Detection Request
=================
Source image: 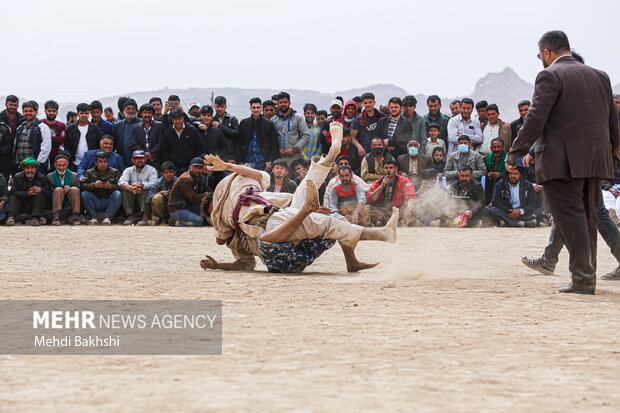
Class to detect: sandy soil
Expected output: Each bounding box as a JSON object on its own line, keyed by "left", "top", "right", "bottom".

{"left": 1, "top": 225, "right": 619, "bottom": 412}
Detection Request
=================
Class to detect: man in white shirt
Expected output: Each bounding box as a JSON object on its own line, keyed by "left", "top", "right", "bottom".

{"left": 479, "top": 104, "right": 512, "bottom": 155}
{"left": 119, "top": 150, "right": 158, "bottom": 225}
{"left": 447, "top": 98, "right": 482, "bottom": 154}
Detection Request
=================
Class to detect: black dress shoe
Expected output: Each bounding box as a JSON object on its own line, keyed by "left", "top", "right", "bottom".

{"left": 558, "top": 284, "right": 595, "bottom": 295}
{"left": 601, "top": 265, "right": 620, "bottom": 280}
{"left": 521, "top": 256, "right": 555, "bottom": 276}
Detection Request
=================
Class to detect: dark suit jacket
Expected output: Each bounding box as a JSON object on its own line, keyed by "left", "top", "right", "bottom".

{"left": 159, "top": 123, "right": 202, "bottom": 169}
{"left": 396, "top": 153, "right": 431, "bottom": 186}
{"left": 237, "top": 116, "right": 279, "bottom": 163}
{"left": 130, "top": 120, "right": 163, "bottom": 158}
{"left": 508, "top": 55, "right": 620, "bottom": 183}
{"left": 64, "top": 122, "right": 102, "bottom": 163}
{"left": 376, "top": 116, "right": 413, "bottom": 157}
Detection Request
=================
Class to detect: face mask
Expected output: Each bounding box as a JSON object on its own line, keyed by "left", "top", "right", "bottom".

{"left": 371, "top": 147, "right": 383, "bottom": 155}
{"left": 458, "top": 144, "right": 469, "bottom": 153}
{"left": 408, "top": 147, "right": 419, "bottom": 157}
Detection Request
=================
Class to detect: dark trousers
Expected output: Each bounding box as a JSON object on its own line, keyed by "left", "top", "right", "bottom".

{"left": 488, "top": 206, "right": 542, "bottom": 227}
{"left": 543, "top": 178, "right": 600, "bottom": 288}
{"left": 543, "top": 198, "right": 620, "bottom": 268}
{"left": 7, "top": 194, "right": 48, "bottom": 218}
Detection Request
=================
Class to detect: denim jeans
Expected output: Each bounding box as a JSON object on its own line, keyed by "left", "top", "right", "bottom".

{"left": 542, "top": 198, "right": 620, "bottom": 269}
{"left": 170, "top": 203, "right": 203, "bottom": 226}
{"left": 0, "top": 203, "right": 7, "bottom": 221}
{"left": 81, "top": 190, "right": 122, "bottom": 220}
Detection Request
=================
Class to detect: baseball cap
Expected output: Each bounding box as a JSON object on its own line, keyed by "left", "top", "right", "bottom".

{"left": 330, "top": 99, "right": 343, "bottom": 108}
{"left": 132, "top": 150, "right": 146, "bottom": 158}
{"left": 190, "top": 157, "right": 204, "bottom": 166}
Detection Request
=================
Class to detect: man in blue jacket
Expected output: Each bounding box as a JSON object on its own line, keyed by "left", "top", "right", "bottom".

{"left": 489, "top": 166, "right": 542, "bottom": 227}
{"left": 78, "top": 135, "right": 125, "bottom": 179}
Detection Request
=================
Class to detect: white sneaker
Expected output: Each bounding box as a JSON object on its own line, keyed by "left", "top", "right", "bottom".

{"left": 102, "top": 217, "right": 111, "bottom": 225}
{"left": 87, "top": 218, "right": 98, "bottom": 225}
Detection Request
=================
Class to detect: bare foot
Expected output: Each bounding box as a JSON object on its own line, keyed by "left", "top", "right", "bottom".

{"left": 302, "top": 180, "right": 320, "bottom": 213}
{"left": 384, "top": 207, "right": 399, "bottom": 243}
{"left": 318, "top": 122, "right": 343, "bottom": 166}
{"left": 200, "top": 255, "right": 217, "bottom": 270}
{"left": 347, "top": 260, "right": 380, "bottom": 273}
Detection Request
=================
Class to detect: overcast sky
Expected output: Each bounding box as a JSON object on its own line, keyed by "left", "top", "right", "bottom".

{"left": 2, "top": 0, "right": 618, "bottom": 104}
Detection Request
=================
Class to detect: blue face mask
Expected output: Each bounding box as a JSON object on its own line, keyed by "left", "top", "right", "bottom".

{"left": 458, "top": 144, "right": 469, "bottom": 153}
{"left": 408, "top": 147, "right": 419, "bottom": 157}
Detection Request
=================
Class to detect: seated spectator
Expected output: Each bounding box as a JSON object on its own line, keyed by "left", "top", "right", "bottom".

{"left": 337, "top": 127, "right": 361, "bottom": 174}
{"left": 323, "top": 156, "right": 369, "bottom": 208}
{"left": 159, "top": 109, "right": 202, "bottom": 176}
{"left": 80, "top": 151, "right": 122, "bottom": 225}
{"left": 446, "top": 167, "right": 488, "bottom": 227}
{"left": 291, "top": 158, "right": 309, "bottom": 185}
{"left": 366, "top": 158, "right": 416, "bottom": 226}
{"left": 46, "top": 154, "right": 80, "bottom": 225}
{"left": 396, "top": 140, "right": 431, "bottom": 188}
{"left": 360, "top": 137, "right": 394, "bottom": 183}
{"left": 266, "top": 159, "right": 297, "bottom": 194}
{"left": 6, "top": 158, "right": 51, "bottom": 226}
{"left": 119, "top": 150, "right": 158, "bottom": 226}
{"left": 489, "top": 166, "right": 542, "bottom": 227}
{"left": 168, "top": 157, "right": 210, "bottom": 227}
{"left": 195, "top": 105, "right": 232, "bottom": 160}
{"left": 0, "top": 173, "right": 7, "bottom": 222}
{"left": 147, "top": 161, "right": 178, "bottom": 226}
{"left": 78, "top": 135, "right": 126, "bottom": 179}
{"left": 483, "top": 138, "right": 507, "bottom": 204}
{"left": 443, "top": 135, "right": 486, "bottom": 181}
{"left": 424, "top": 124, "right": 446, "bottom": 156}
{"left": 375, "top": 97, "right": 413, "bottom": 157}
{"left": 423, "top": 147, "right": 447, "bottom": 180}
{"left": 328, "top": 166, "right": 369, "bottom": 226}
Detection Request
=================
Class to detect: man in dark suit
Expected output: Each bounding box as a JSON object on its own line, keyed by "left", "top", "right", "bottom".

{"left": 130, "top": 103, "right": 163, "bottom": 171}
{"left": 236, "top": 97, "right": 279, "bottom": 171}
{"left": 396, "top": 140, "right": 431, "bottom": 188}
{"left": 507, "top": 30, "right": 620, "bottom": 294}
{"left": 375, "top": 97, "right": 413, "bottom": 158}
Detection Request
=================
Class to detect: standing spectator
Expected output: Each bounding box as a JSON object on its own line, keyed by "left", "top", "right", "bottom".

{"left": 119, "top": 150, "right": 158, "bottom": 225}
{"left": 396, "top": 140, "right": 431, "bottom": 188}
{"left": 446, "top": 167, "right": 488, "bottom": 227}
{"left": 6, "top": 158, "right": 51, "bottom": 226}
{"left": 489, "top": 167, "right": 542, "bottom": 227}
{"left": 337, "top": 128, "right": 361, "bottom": 174}
{"left": 149, "top": 97, "right": 164, "bottom": 121}
{"left": 510, "top": 100, "right": 530, "bottom": 142}
{"left": 112, "top": 98, "right": 140, "bottom": 167}
{"left": 273, "top": 91, "right": 309, "bottom": 165}
{"left": 328, "top": 166, "right": 370, "bottom": 226}
{"left": 449, "top": 100, "right": 461, "bottom": 117}
{"left": 266, "top": 159, "right": 297, "bottom": 193}
{"left": 483, "top": 138, "right": 507, "bottom": 204}
{"left": 447, "top": 98, "right": 483, "bottom": 154}
{"left": 116, "top": 97, "right": 129, "bottom": 120}
{"left": 318, "top": 99, "right": 347, "bottom": 153}
{"left": 302, "top": 103, "right": 322, "bottom": 160}
{"left": 80, "top": 151, "right": 122, "bottom": 225}
{"left": 237, "top": 97, "right": 279, "bottom": 171}
{"left": 187, "top": 102, "right": 201, "bottom": 122}
{"left": 40, "top": 100, "right": 66, "bottom": 162}
{"left": 0, "top": 172, "right": 7, "bottom": 222}
{"left": 89, "top": 100, "right": 113, "bottom": 136}
{"left": 316, "top": 110, "right": 327, "bottom": 125}
{"left": 130, "top": 103, "right": 163, "bottom": 170}
{"left": 360, "top": 137, "right": 394, "bottom": 183}
{"left": 424, "top": 124, "right": 446, "bottom": 156}
{"left": 376, "top": 97, "right": 413, "bottom": 157}
{"left": 423, "top": 95, "right": 451, "bottom": 146}
{"left": 46, "top": 154, "right": 80, "bottom": 225}
{"left": 78, "top": 135, "right": 125, "bottom": 179}
{"left": 401, "top": 95, "right": 427, "bottom": 153}
{"left": 366, "top": 158, "right": 416, "bottom": 226}
{"left": 443, "top": 135, "right": 487, "bottom": 181}
{"left": 0, "top": 114, "right": 12, "bottom": 180}
{"left": 146, "top": 161, "right": 177, "bottom": 226}
{"left": 351, "top": 92, "right": 384, "bottom": 156}
{"left": 159, "top": 109, "right": 202, "bottom": 176}
{"left": 66, "top": 111, "right": 78, "bottom": 126}
{"left": 475, "top": 100, "right": 488, "bottom": 129}
{"left": 212, "top": 96, "right": 240, "bottom": 143}
{"left": 12, "top": 101, "right": 51, "bottom": 174}
{"left": 103, "top": 107, "right": 116, "bottom": 124}
{"left": 195, "top": 105, "right": 231, "bottom": 160}
{"left": 271, "top": 94, "right": 280, "bottom": 112}
{"left": 65, "top": 103, "right": 101, "bottom": 170}
{"left": 262, "top": 100, "right": 276, "bottom": 121}
{"left": 0, "top": 95, "right": 23, "bottom": 142}
{"left": 479, "top": 104, "right": 511, "bottom": 155}
{"left": 168, "top": 157, "right": 210, "bottom": 227}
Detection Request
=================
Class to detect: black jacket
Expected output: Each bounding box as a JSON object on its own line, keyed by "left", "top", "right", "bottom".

{"left": 130, "top": 120, "right": 163, "bottom": 158}
{"left": 376, "top": 116, "right": 413, "bottom": 157}
{"left": 0, "top": 110, "right": 23, "bottom": 138}
{"left": 64, "top": 122, "right": 102, "bottom": 163}
{"left": 159, "top": 123, "right": 202, "bottom": 170}
{"left": 449, "top": 179, "right": 486, "bottom": 216}
{"left": 10, "top": 171, "right": 52, "bottom": 199}
{"left": 197, "top": 125, "right": 233, "bottom": 160}
{"left": 491, "top": 178, "right": 539, "bottom": 215}
{"left": 237, "top": 116, "right": 279, "bottom": 163}
{"left": 0, "top": 122, "right": 11, "bottom": 170}
{"left": 215, "top": 112, "right": 239, "bottom": 141}
{"left": 112, "top": 117, "right": 141, "bottom": 165}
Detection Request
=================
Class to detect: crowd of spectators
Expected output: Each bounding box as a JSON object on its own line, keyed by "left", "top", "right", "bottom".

{"left": 1, "top": 92, "right": 618, "bottom": 228}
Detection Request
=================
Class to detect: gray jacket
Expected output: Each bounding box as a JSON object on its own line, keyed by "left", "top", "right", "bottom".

{"left": 402, "top": 111, "right": 428, "bottom": 154}
{"left": 46, "top": 171, "right": 80, "bottom": 188}
{"left": 443, "top": 149, "right": 487, "bottom": 180}
{"left": 272, "top": 109, "right": 310, "bottom": 153}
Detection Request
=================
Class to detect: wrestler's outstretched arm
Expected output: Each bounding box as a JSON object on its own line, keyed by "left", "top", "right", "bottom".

{"left": 204, "top": 154, "right": 264, "bottom": 182}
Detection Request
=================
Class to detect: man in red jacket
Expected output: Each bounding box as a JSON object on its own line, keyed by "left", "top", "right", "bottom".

{"left": 366, "top": 158, "right": 416, "bottom": 225}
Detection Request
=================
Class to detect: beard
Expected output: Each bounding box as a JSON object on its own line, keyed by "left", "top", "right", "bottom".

{"left": 46, "top": 114, "right": 56, "bottom": 121}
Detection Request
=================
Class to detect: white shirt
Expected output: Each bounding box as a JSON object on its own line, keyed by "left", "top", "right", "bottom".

{"left": 75, "top": 124, "right": 89, "bottom": 166}
{"left": 118, "top": 164, "right": 159, "bottom": 189}
{"left": 447, "top": 115, "right": 483, "bottom": 155}
{"left": 480, "top": 123, "right": 500, "bottom": 154}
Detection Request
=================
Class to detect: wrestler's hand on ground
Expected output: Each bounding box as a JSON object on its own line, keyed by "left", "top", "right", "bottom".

{"left": 204, "top": 155, "right": 227, "bottom": 171}
{"left": 200, "top": 255, "right": 218, "bottom": 270}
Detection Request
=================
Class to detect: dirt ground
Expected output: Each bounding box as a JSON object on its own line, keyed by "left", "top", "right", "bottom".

{"left": 1, "top": 225, "right": 619, "bottom": 412}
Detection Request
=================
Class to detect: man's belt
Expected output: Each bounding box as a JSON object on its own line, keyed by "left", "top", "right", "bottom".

{"left": 232, "top": 186, "right": 274, "bottom": 232}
